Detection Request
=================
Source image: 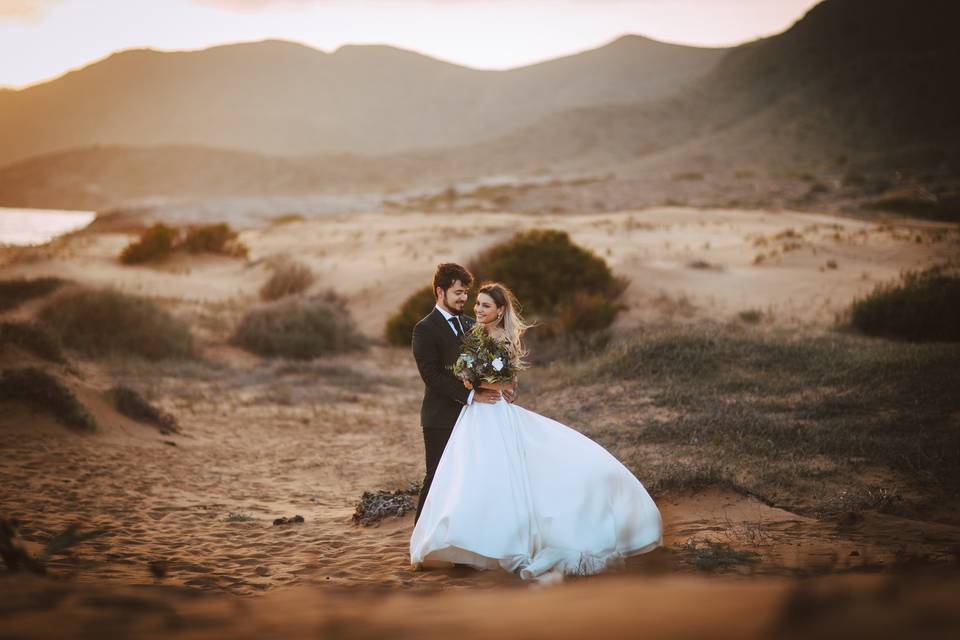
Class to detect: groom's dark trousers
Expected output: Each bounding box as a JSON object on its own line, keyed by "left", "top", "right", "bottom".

{"left": 412, "top": 308, "right": 475, "bottom": 524}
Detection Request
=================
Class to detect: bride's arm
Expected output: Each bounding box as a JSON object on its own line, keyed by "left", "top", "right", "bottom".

{"left": 477, "top": 380, "right": 513, "bottom": 391}
{"left": 479, "top": 378, "right": 518, "bottom": 401}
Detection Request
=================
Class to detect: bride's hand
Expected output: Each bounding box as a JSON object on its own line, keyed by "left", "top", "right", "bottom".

{"left": 502, "top": 381, "right": 517, "bottom": 404}
{"left": 474, "top": 388, "right": 502, "bottom": 404}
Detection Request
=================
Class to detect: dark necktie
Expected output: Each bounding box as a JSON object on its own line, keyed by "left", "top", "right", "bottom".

{"left": 449, "top": 316, "right": 463, "bottom": 337}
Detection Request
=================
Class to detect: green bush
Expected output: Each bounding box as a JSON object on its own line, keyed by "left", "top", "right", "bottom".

{"left": 260, "top": 259, "right": 315, "bottom": 302}
{"left": 231, "top": 291, "right": 366, "bottom": 359}
{"left": 554, "top": 291, "right": 626, "bottom": 336}
{"left": 0, "top": 277, "right": 66, "bottom": 312}
{"left": 38, "top": 288, "right": 195, "bottom": 360}
{"left": 0, "top": 321, "right": 67, "bottom": 364}
{"left": 849, "top": 264, "right": 960, "bottom": 342}
{"left": 119, "top": 223, "right": 178, "bottom": 264}
{"left": 384, "top": 285, "right": 436, "bottom": 347}
{"left": 0, "top": 367, "right": 95, "bottom": 431}
{"left": 469, "top": 229, "right": 628, "bottom": 336}
{"left": 182, "top": 223, "right": 248, "bottom": 257}
{"left": 385, "top": 230, "right": 628, "bottom": 347}
{"left": 384, "top": 285, "right": 480, "bottom": 347}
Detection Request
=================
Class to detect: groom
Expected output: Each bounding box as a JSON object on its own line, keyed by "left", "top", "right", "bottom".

{"left": 412, "top": 263, "right": 513, "bottom": 524}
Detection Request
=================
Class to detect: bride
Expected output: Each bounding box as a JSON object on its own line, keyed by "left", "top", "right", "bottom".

{"left": 409, "top": 282, "right": 663, "bottom": 581}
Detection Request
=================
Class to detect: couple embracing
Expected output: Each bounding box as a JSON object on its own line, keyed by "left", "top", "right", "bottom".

{"left": 409, "top": 263, "right": 662, "bottom": 582}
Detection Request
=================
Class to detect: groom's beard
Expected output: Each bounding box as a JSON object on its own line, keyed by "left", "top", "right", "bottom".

{"left": 443, "top": 293, "right": 464, "bottom": 315}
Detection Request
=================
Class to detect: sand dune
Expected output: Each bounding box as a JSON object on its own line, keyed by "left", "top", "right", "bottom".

{"left": 3, "top": 207, "right": 956, "bottom": 335}
{"left": 3, "top": 569, "right": 959, "bottom": 639}
{"left": 2, "top": 204, "right": 959, "bottom": 636}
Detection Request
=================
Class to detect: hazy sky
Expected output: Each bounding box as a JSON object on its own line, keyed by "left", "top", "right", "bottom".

{"left": 0, "top": 0, "right": 822, "bottom": 89}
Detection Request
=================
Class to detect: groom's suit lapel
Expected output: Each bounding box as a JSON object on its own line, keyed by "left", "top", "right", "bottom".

{"left": 428, "top": 309, "right": 455, "bottom": 351}
{"left": 430, "top": 308, "right": 472, "bottom": 363}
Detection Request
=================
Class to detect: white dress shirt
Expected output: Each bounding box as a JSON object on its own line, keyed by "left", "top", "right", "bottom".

{"left": 435, "top": 304, "right": 474, "bottom": 405}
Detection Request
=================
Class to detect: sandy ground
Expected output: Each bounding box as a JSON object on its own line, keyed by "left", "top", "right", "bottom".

{"left": 2, "top": 206, "right": 959, "bottom": 637}
{"left": 3, "top": 207, "right": 958, "bottom": 337}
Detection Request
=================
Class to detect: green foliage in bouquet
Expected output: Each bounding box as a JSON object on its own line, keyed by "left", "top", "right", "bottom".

{"left": 451, "top": 323, "right": 522, "bottom": 388}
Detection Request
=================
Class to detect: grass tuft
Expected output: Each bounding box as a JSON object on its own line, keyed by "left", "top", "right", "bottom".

{"left": 0, "top": 321, "right": 68, "bottom": 364}
{"left": 224, "top": 512, "right": 256, "bottom": 523}
{"left": 0, "top": 277, "right": 66, "bottom": 312}
{"left": 111, "top": 385, "right": 178, "bottom": 433}
{"left": 526, "top": 322, "right": 960, "bottom": 516}
{"left": 678, "top": 538, "right": 760, "bottom": 572}
{"left": 848, "top": 263, "right": 960, "bottom": 342}
{"left": 39, "top": 288, "right": 195, "bottom": 360}
{"left": 231, "top": 291, "right": 366, "bottom": 359}
{"left": 0, "top": 367, "right": 96, "bottom": 431}
{"left": 259, "top": 258, "right": 315, "bottom": 302}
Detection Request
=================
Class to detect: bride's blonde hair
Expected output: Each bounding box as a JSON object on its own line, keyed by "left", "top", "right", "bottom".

{"left": 477, "top": 282, "right": 533, "bottom": 367}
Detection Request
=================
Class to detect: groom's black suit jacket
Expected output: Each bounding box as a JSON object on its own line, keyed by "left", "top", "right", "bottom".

{"left": 412, "top": 308, "right": 475, "bottom": 431}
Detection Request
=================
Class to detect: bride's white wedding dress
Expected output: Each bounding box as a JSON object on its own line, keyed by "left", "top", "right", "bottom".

{"left": 410, "top": 395, "right": 663, "bottom": 581}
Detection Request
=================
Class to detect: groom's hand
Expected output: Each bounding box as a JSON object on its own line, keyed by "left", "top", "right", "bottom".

{"left": 474, "top": 388, "right": 501, "bottom": 404}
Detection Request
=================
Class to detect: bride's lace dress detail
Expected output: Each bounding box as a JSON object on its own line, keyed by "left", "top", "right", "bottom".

{"left": 409, "top": 352, "right": 663, "bottom": 581}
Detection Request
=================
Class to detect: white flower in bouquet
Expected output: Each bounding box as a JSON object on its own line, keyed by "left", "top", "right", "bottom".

{"left": 492, "top": 357, "right": 503, "bottom": 372}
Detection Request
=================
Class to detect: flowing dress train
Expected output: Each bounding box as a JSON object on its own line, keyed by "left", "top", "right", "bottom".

{"left": 410, "top": 397, "right": 663, "bottom": 580}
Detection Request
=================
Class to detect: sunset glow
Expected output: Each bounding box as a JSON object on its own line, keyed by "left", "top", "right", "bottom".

{"left": 1, "top": 0, "right": 821, "bottom": 88}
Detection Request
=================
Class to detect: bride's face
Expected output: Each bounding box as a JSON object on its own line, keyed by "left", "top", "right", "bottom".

{"left": 474, "top": 292, "right": 502, "bottom": 325}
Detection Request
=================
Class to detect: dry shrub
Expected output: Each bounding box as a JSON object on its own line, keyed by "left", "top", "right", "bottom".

{"left": 0, "top": 277, "right": 66, "bottom": 312}
{"left": 119, "top": 222, "right": 247, "bottom": 264}
{"left": 182, "top": 223, "right": 248, "bottom": 257}
{"left": 120, "top": 223, "right": 177, "bottom": 264}
{"left": 260, "top": 258, "right": 315, "bottom": 302}
{"left": 269, "top": 213, "right": 306, "bottom": 225}
{"left": 231, "top": 291, "right": 366, "bottom": 359}
{"left": 862, "top": 196, "right": 959, "bottom": 222}
{"left": 0, "top": 367, "right": 95, "bottom": 431}
{"left": 111, "top": 385, "right": 178, "bottom": 434}
{"left": 352, "top": 482, "right": 421, "bottom": 526}
{"left": 849, "top": 264, "right": 960, "bottom": 342}
{"left": 0, "top": 321, "right": 67, "bottom": 364}
{"left": 39, "top": 288, "right": 195, "bottom": 360}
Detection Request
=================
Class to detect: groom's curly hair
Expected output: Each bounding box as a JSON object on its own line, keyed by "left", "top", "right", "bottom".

{"left": 433, "top": 263, "right": 473, "bottom": 292}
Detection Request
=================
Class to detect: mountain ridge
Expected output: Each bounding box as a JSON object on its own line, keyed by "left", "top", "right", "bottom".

{"left": 0, "top": 34, "right": 726, "bottom": 166}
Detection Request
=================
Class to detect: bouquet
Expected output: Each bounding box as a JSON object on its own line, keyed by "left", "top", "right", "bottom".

{"left": 450, "top": 323, "right": 519, "bottom": 390}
